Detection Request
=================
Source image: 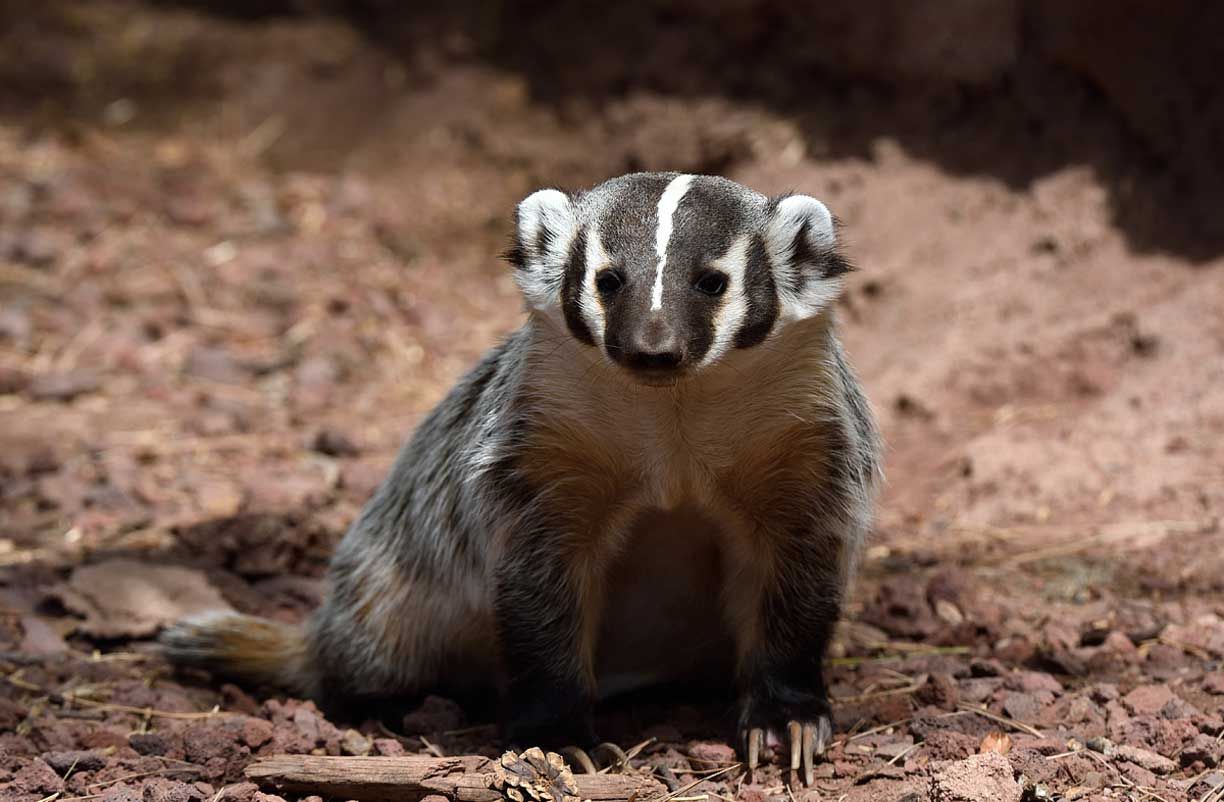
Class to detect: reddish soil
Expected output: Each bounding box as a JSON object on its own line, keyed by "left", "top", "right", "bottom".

{"left": 1, "top": 4, "right": 1222, "bottom": 802}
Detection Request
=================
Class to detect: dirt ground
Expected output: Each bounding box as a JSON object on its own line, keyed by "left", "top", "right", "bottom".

{"left": 2, "top": 4, "right": 1223, "bottom": 802}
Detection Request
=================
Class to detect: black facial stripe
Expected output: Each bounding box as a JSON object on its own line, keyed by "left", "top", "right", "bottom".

{"left": 683, "top": 293, "right": 717, "bottom": 364}
{"left": 600, "top": 270, "right": 642, "bottom": 359}
{"left": 560, "top": 229, "right": 595, "bottom": 346}
{"left": 735, "top": 235, "right": 779, "bottom": 349}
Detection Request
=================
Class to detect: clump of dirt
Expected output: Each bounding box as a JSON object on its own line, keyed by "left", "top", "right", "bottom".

{"left": 2, "top": 3, "right": 1223, "bottom": 801}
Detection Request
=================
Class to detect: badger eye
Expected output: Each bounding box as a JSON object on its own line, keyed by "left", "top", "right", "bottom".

{"left": 595, "top": 269, "right": 624, "bottom": 295}
{"left": 693, "top": 271, "right": 728, "bottom": 296}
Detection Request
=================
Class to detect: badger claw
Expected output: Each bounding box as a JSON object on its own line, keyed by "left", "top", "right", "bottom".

{"left": 592, "top": 742, "right": 629, "bottom": 772}
{"left": 739, "top": 713, "right": 831, "bottom": 786}
{"left": 788, "top": 720, "right": 802, "bottom": 773}
{"left": 746, "top": 727, "right": 764, "bottom": 771}
{"left": 560, "top": 746, "right": 598, "bottom": 774}
{"left": 797, "top": 718, "right": 831, "bottom": 786}
{"left": 561, "top": 742, "right": 633, "bottom": 774}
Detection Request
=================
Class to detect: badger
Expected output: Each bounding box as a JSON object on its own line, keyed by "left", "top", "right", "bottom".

{"left": 162, "top": 172, "right": 882, "bottom": 784}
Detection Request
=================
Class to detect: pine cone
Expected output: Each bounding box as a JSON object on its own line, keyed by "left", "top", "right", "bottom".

{"left": 492, "top": 748, "right": 582, "bottom": 802}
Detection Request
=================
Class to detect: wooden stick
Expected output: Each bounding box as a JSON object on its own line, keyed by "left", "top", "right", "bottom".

{"left": 244, "top": 754, "right": 667, "bottom": 802}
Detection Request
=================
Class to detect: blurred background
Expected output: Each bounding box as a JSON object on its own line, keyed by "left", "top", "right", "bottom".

{"left": 1, "top": 3, "right": 1222, "bottom": 801}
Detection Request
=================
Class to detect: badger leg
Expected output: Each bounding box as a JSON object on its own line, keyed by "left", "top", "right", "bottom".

{"left": 727, "top": 530, "right": 848, "bottom": 786}
{"left": 494, "top": 528, "right": 607, "bottom": 749}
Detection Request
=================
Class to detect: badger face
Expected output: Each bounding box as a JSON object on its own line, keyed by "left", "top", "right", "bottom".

{"left": 509, "top": 172, "right": 850, "bottom": 385}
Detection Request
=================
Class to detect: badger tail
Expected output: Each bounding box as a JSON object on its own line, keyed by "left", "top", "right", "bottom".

{"left": 159, "top": 612, "right": 315, "bottom": 697}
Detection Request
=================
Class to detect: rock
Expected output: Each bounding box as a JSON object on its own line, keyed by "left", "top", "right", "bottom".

{"left": 1086, "top": 631, "right": 1139, "bottom": 670}
{"left": 959, "top": 678, "right": 1003, "bottom": 704}
{"left": 1088, "top": 684, "right": 1120, "bottom": 703}
{"left": 875, "top": 737, "right": 916, "bottom": 760}
{"left": 183, "top": 722, "right": 243, "bottom": 766}
{"left": 211, "top": 782, "right": 259, "bottom": 802}
{"left": 19, "top": 614, "right": 67, "bottom": 655}
{"left": 1112, "top": 744, "right": 1177, "bottom": 774}
{"left": 930, "top": 752, "right": 1022, "bottom": 802}
{"left": 27, "top": 370, "right": 100, "bottom": 402}
{"left": 221, "top": 684, "right": 261, "bottom": 716}
{"left": 198, "top": 479, "right": 245, "bottom": 519}
{"left": 1181, "top": 733, "right": 1222, "bottom": 767}
{"left": 917, "top": 673, "right": 960, "bottom": 710}
{"left": 1162, "top": 617, "right": 1224, "bottom": 660}
{"left": 1116, "top": 761, "right": 1157, "bottom": 789}
{"left": 101, "top": 786, "right": 144, "bottom": 802}
{"left": 969, "top": 659, "right": 1004, "bottom": 678}
{"left": 129, "top": 732, "right": 170, "bottom": 756}
{"left": 1000, "top": 691, "right": 1045, "bottom": 722}
{"left": 1196, "top": 773, "right": 1224, "bottom": 799}
{"left": 43, "top": 749, "right": 107, "bottom": 773}
{"left": 143, "top": 777, "right": 212, "bottom": 802}
{"left": 9, "top": 758, "right": 65, "bottom": 796}
{"left": 291, "top": 704, "right": 342, "bottom": 753}
{"left": 186, "top": 347, "right": 247, "bottom": 384}
{"left": 240, "top": 717, "right": 274, "bottom": 749}
{"left": 311, "top": 428, "right": 359, "bottom": 457}
{"left": 340, "top": 729, "right": 372, "bottom": 756}
{"left": 923, "top": 730, "right": 982, "bottom": 761}
{"left": 12, "top": 227, "right": 67, "bottom": 266}
{"left": 1005, "top": 671, "right": 1063, "bottom": 695}
{"left": 164, "top": 195, "right": 218, "bottom": 227}
{"left": 1122, "top": 684, "right": 1176, "bottom": 716}
{"left": 688, "top": 741, "right": 737, "bottom": 765}
{"left": 0, "top": 365, "right": 28, "bottom": 394}
{"left": 1115, "top": 716, "right": 1199, "bottom": 757}
{"left": 372, "top": 738, "right": 405, "bottom": 756}
{"left": 1205, "top": 673, "right": 1224, "bottom": 695}
{"left": 0, "top": 305, "right": 31, "bottom": 342}
{"left": 1005, "top": 747, "right": 1072, "bottom": 787}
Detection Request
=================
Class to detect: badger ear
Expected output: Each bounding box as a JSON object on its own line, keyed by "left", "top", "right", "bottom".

{"left": 505, "top": 188, "right": 577, "bottom": 311}
{"left": 764, "top": 195, "right": 852, "bottom": 320}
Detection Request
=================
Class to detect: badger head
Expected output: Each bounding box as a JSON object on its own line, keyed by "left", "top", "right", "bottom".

{"left": 506, "top": 172, "right": 851, "bottom": 385}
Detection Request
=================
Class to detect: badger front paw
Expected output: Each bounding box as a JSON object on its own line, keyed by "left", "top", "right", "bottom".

{"left": 737, "top": 691, "right": 833, "bottom": 786}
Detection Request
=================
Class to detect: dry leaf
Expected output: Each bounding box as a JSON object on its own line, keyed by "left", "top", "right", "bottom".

{"left": 53, "top": 559, "right": 234, "bottom": 638}
{"left": 979, "top": 730, "right": 1012, "bottom": 755}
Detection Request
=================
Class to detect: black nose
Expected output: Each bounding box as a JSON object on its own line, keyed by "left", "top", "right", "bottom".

{"left": 626, "top": 319, "right": 684, "bottom": 372}
{"left": 628, "top": 349, "right": 684, "bottom": 371}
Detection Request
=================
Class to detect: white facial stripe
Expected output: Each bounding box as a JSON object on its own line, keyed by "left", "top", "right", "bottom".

{"left": 651, "top": 174, "right": 695, "bottom": 311}
{"left": 700, "top": 235, "right": 751, "bottom": 367}
{"left": 582, "top": 226, "right": 609, "bottom": 348}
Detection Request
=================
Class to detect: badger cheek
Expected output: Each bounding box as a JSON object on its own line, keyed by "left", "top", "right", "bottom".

{"left": 677, "top": 296, "right": 719, "bottom": 369}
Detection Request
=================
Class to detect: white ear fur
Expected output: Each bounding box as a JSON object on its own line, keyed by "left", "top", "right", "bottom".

{"left": 764, "top": 195, "right": 845, "bottom": 320}
{"left": 512, "top": 189, "right": 577, "bottom": 311}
